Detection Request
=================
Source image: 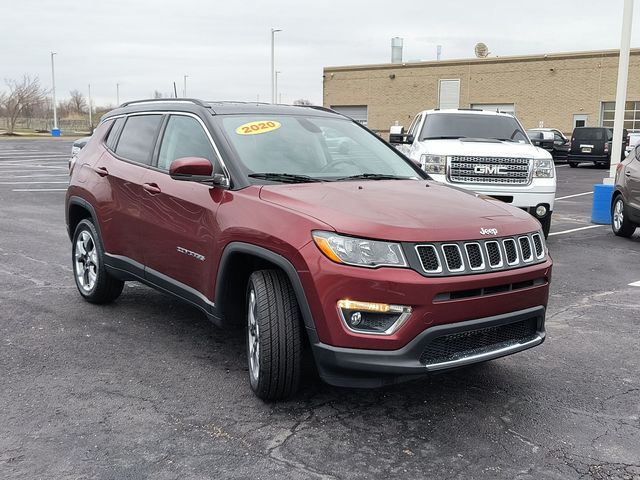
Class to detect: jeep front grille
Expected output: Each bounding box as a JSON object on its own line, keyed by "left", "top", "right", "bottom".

{"left": 448, "top": 156, "right": 532, "bottom": 185}
{"left": 414, "top": 232, "right": 546, "bottom": 276}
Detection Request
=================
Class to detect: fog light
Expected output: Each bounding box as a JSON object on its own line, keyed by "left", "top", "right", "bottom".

{"left": 535, "top": 205, "right": 548, "bottom": 217}
{"left": 337, "top": 299, "right": 412, "bottom": 335}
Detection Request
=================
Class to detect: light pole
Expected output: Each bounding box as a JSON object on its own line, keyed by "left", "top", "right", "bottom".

{"left": 275, "top": 70, "right": 281, "bottom": 104}
{"left": 88, "top": 83, "right": 93, "bottom": 132}
{"left": 608, "top": 0, "right": 634, "bottom": 180}
{"left": 183, "top": 74, "right": 189, "bottom": 97}
{"left": 270, "top": 28, "right": 282, "bottom": 104}
{"left": 116, "top": 83, "right": 120, "bottom": 105}
{"left": 50, "top": 52, "right": 58, "bottom": 136}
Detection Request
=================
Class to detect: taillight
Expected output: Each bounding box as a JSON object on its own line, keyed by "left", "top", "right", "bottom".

{"left": 604, "top": 143, "right": 609, "bottom": 152}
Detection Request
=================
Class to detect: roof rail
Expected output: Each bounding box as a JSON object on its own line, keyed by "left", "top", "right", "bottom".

{"left": 119, "top": 98, "right": 210, "bottom": 108}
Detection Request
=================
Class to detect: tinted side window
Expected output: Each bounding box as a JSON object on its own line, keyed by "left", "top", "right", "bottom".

{"left": 115, "top": 115, "right": 163, "bottom": 165}
{"left": 105, "top": 117, "right": 125, "bottom": 151}
{"left": 157, "top": 115, "right": 219, "bottom": 172}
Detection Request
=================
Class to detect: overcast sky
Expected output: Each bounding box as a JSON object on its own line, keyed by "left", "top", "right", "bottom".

{"left": 1, "top": 0, "right": 639, "bottom": 107}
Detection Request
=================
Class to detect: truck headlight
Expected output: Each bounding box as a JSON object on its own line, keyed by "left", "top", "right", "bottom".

{"left": 420, "top": 154, "right": 447, "bottom": 174}
{"left": 533, "top": 158, "right": 554, "bottom": 178}
{"left": 312, "top": 231, "right": 407, "bottom": 268}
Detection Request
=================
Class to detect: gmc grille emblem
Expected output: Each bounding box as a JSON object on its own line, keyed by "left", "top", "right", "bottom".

{"left": 474, "top": 165, "right": 508, "bottom": 175}
{"left": 480, "top": 228, "right": 498, "bottom": 236}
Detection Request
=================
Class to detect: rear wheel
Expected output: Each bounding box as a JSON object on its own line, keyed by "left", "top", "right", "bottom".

{"left": 246, "top": 270, "right": 303, "bottom": 400}
{"left": 569, "top": 162, "right": 578, "bottom": 168}
{"left": 72, "top": 219, "right": 124, "bottom": 303}
{"left": 611, "top": 195, "right": 637, "bottom": 237}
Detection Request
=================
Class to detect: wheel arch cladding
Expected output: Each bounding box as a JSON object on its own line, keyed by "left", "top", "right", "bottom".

{"left": 215, "top": 242, "right": 319, "bottom": 341}
{"left": 67, "top": 196, "right": 99, "bottom": 241}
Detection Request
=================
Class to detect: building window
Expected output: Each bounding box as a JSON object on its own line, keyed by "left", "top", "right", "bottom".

{"left": 601, "top": 101, "right": 640, "bottom": 130}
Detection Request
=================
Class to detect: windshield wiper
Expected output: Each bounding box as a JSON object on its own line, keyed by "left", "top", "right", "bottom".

{"left": 336, "top": 173, "right": 410, "bottom": 181}
{"left": 491, "top": 137, "right": 518, "bottom": 143}
{"left": 422, "top": 135, "right": 467, "bottom": 140}
{"left": 248, "top": 172, "right": 327, "bottom": 183}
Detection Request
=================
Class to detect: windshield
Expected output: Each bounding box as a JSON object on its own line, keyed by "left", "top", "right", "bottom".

{"left": 420, "top": 113, "right": 529, "bottom": 143}
{"left": 217, "top": 115, "right": 422, "bottom": 183}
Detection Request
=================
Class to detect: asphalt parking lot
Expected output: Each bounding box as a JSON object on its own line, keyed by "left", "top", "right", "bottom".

{"left": 1, "top": 139, "right": 639, "bottom": 480}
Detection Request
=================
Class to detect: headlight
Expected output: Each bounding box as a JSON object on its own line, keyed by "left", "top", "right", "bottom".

{"left": 420, "top": 154, "right": 447, "bottom": 174}
{"left": 312, "top": 231, "right": 407, "bottom": 268}
{"left": 533, "top": 158, "right": 554, "bottom": 178}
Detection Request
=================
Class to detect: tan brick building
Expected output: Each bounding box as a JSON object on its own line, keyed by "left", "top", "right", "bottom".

{"left": 323, "top": 48, "right": 640, "bottom": 137}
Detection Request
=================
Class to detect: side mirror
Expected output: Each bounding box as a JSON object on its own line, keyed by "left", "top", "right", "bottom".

{"left": 389, "top": 125, "right": 414, "bottom": 144}
{"left": 169, "top": 157, "right": 229, "bottom": 187}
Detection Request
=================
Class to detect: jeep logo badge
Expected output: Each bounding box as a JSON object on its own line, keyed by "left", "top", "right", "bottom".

{"left": 474, "top": 165, "right": 508, "bottom": 175}
{"left": 480, "top": 228, "right": 498, "bottom": 235}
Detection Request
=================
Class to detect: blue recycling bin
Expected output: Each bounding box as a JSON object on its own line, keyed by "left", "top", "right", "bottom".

{"left": 591, "top": 183, "right": 614, "bottom": 224}
{"left": 51, "top": 128, "right": 61, "bottom": 137}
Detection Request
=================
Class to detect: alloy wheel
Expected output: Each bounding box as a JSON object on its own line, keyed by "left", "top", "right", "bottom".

{"left": 74, "top": 230, "right": 98, "bottom": 292}
{"left": 613, "top": 198, "right": 624, "bottom": 232}
{"left": 247, "top": 288, "right": 260, "bottom": 383}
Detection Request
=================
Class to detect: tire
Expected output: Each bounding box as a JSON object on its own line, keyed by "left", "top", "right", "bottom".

{"left": 569, "top": 162, "right": 578, "bottom": 168}
{"left": 246, "top": 269, "right": 303, "bottom": 401}
{"left": 72, "top": 219, "right": 124, "bottom": 304}
{"left": 539, "top": 213, "right": 552, "bottom": 238}
{"left": 611, "top": 195, "right": 637, "bottom": 238}
{"left": 596, "top": 162, "right": 608, "bottom": 169}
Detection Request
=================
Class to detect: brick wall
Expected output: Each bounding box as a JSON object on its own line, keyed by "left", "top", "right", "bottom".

{"left": 323, "top": 49, "right": 640, "bottom": 136}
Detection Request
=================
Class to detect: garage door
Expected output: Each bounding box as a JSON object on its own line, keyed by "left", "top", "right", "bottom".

{"left": 471, "top": 103, "right": 515, "bottom": 114}
{"left": 330, "top": 105, "right": 368, "bottom": 126}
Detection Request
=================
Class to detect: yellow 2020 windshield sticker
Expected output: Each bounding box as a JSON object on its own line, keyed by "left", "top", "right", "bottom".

{"left": 235, "top": 121, "right": 281, "bottom": 135}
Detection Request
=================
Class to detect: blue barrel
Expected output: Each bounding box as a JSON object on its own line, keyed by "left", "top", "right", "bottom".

{"left": 51, "top": 128, "right": 61, "bottom": 137}
{"left": 591, "top": 183, "right": 614, "bottom": 224}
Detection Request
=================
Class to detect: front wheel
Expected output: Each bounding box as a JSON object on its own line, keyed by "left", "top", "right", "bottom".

{"left": 246, "top": 270, "right": 303, "bottom": 400}
{"left": 612, "top": 195, "right": 637, "bottom": 237}
{"left": 72, "top": 219, "right": 124, "bottom": 303}
{"left": 569, "top": 162, "right": 578, "bottom": 168}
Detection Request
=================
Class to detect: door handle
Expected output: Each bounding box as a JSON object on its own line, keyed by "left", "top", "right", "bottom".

{"left": 93, "top": 166, "right": 109, "bottom": 177}
{"left": 625, "top": 171, "right": 632, "bottom": 177}
{"left": 143, "top": 182, "right": 161, "bottom": 194}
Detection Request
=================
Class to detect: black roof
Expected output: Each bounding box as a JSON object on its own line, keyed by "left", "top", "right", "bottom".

{"left": 103, "top": 99, "right": 341, "bottom": 120}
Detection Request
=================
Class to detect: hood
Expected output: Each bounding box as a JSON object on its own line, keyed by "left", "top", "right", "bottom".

{"left": 259, "top": 180, "right": 539, "bottom": 242}
{"left": 416, "top": 138, "right": 550, "bottom": 158}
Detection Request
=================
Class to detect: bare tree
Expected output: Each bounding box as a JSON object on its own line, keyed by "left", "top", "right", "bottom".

{"left": 293, "top": 99, "right": 313, "bottom": 106}
{"left": 68, "top": 89, "right": 87, "bottom": 114}
{"left": 153, "top": 90, "right": 163, "bottom": 99}
{"left": 0, "top": 76, "right": 49, "bottom": 134}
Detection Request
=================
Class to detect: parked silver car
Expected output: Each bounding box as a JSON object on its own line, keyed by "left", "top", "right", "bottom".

{"left": 612, "top": 144, "right": 640, "bottom": 237}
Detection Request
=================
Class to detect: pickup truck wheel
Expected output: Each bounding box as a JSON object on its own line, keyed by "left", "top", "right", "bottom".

{"left": 569, "top": 162, "right": 578, "bottom": 168}
{"left": 612, "top": 195, "right": 637, "bottom": 237}
{"left": 246, "top": 270, "right": 303, "bottom": 400}
{"left": 72, "top": 219, "right": 124, "bottom": 304}
{"left": 540, "top": 214, "right": 552, "bottom": 238}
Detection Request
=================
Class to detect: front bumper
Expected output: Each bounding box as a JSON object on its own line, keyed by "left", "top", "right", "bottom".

{"left": 312, "top": 306, "right": 546, "bottom": 387}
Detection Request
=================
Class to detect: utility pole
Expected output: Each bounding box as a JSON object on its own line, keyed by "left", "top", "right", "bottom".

{"left": 88, "top": 83, "right": 93, "bottom": 132}
{"left": 270, "top": 28, "right": 282, "bottom": 104}
{"left": 50, "top": 52, "right": 58, "bottom": 136}
{"left": 183, "top": 74, "right": 188, "bottom": 97}
{"left": 608, "top": 0, "right": 634, "bottom": 181}
{"left": 275, "top": 70, "right": 281, "bottom": 104}
{"left": 116, "top": 83, "right": 120, "bottom": 105}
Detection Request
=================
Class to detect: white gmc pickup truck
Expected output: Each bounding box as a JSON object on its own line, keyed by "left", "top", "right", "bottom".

{"left": 390, "top": 109, "right": 556, "bottom": 237}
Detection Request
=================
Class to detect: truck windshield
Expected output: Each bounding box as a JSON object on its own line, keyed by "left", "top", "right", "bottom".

{"left": 420, "top": 113, "right": 529, "bottom": 143}
{"left": 217, "top": 115, "right": 423, "bottom": 183}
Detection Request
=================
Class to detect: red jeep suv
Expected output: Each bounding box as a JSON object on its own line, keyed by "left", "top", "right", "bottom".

{"left": 66, "top": 99, "right": 552, "bottom": 400}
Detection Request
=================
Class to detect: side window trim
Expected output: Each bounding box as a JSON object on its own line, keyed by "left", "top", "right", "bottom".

{"left": 151, "top": 115, "right": 170, "bottom": 169}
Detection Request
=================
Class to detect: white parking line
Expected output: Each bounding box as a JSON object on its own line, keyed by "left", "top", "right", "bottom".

{"left": 12, "top": 188, "right": 67, "bottom": 192}
{"left": 629, "top": 281, "right": 640, "bottom": 287}
{"left": 555, "top": 191, "right": 593, "bottom": 201}
{"left": 0, "top": 173, "right": 69, "bottom": 178}
{"left": 548, "top": 225, "right": 605, "bottom": 236}
{"left": 555, "top": 164, "right": 569, "bottom": 168}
